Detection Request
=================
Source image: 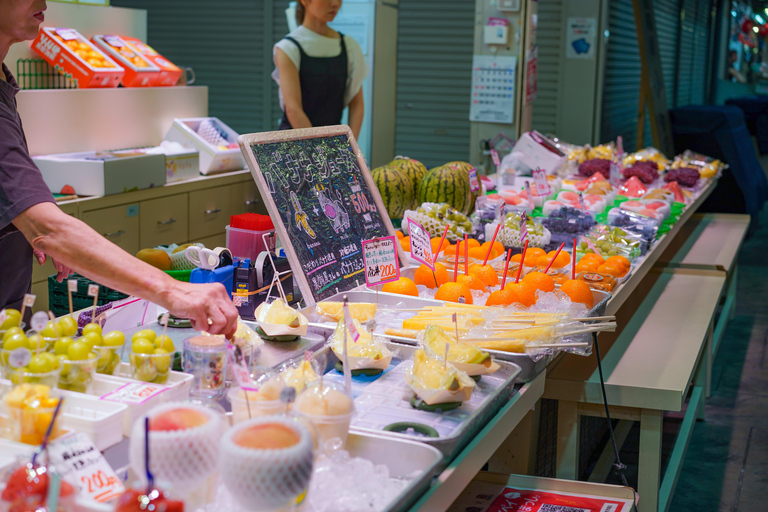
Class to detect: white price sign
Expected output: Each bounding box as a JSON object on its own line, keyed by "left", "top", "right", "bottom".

{"left": 87, "top": 284, "right": 99, "bottom": 297}
{"left": 48, "top": 433, "right": 125, "bottom": 503}
{"left": 406, "top": 218, "right": 434, "bottom": 270}
{"left": 532, "top": 168, "right": 551, "bottom": 196}
{"left": 8, "top": 347, "right": 31, "bottom": 368}
{"left": 68, "top": 280, "right": 78, "bottom": 292}
{"left": 361, "top": 236, "right": 400, "bottom": 287}
{"left": 100, "top": 382, "right": 169, "bottom": 404}
{"left": 30, "top": 311, "right": 49, "bottom": 332}
{"left": 468, "top": 168, "right": 481, "bottom": 193}
{"left": 23, "top": 294, "right": 36, "bottom": 307}
{"left": 226, "top": 345, "right": 258, "bottom": 391}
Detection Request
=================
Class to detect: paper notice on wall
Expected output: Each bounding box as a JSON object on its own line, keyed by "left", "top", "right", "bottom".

{"left": 469, "top": 55, "right": 517, "bottom": 124}
{"left": 566, "top": 18, "right": 597, "bottom": 59}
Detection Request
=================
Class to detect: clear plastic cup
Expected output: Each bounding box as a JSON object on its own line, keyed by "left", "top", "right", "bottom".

{"left": 182, "top": 336, "right": 228, "bottom": 399}
{"left": 3, "top": 386, "right": 62, "bottom": 445}
{"left": 292, "top": 381, "right": 354, "bottom": 448}
{"left": 227, "top": 386, "right": 285, "bottom": 424}
{"left": 0, "top": 346, "right": 46, "bottom": 378}
{"left": 57, "top": 358, "right": 97, "bottom": 393}
{"left": 7, "top": 368, "right": 61, "bottom": 388}
{"left": 129, "top": 350, "right": 172, "bottom": 384}
{"left": 92, "top": 345, "right": 121, "bottom": 375}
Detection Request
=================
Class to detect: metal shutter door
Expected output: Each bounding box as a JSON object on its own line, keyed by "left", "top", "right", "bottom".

{"left": 676, "top": 0, "right": 696, "bottom": 106}
{"left": 395, "top": 0, "right": 474, "bottom": 167}
{"left": 112, "top": 0, "right": 267, "bottom": 135}
{"left": 531, "top": 0, "right": 564, "bottom": 137}
{"left": 690, "top": 1, "right": 711, "bottom": 104}
{"left": 271, "top": 1, "right": 292, "bottom": 130}
{"left": 600, "top": 0, "right": 642, "bottom": 149}
{"left": 654, "top": 0, "right": 680, "bottom": 107}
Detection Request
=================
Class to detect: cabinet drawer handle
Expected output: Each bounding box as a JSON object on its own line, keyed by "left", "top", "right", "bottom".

{"left": 244, "top": 199, "right": 259, "bottom": 206}
{"left": 103, "top": 230, "right": 125, "bottom": 238}
{"left": 204, "top": 208, "right": 222, "bottom": 215}
{"left": 157, "top": 218, "right": 177, "bottom": 225}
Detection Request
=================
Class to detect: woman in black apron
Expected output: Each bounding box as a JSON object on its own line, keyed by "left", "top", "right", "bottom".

{"left": 273, "top": 0, "right": 365, "bottom": 139}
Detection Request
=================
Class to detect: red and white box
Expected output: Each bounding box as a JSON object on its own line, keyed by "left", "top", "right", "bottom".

{"left": 91, "top": 34, "right": 161, "bottom": 87}
{"left": 31, "top": 27, "right": 123, "bottom": 88}
{"left": 122, "top": 36, "right": 183, "bottom": 86}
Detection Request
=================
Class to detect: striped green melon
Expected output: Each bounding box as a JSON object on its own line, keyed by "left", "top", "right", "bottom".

{"left": 371, "top": 165, "right": 413, "bottom": 219}
{"left": 388, "top": 157, "right": 428, "bottom": 209}
{"left": 418, "top": 161, "right": 477, "bottom": 215}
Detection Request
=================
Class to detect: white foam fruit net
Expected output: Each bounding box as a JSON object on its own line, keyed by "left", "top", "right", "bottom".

{"left": 129, "top": 402, "right": 222, "bottom": 489}
{"left": 196, "top": 119, "right": 228, "bottom": 147}
{"left": 220, "top": 416, "right": 315, "bottom": 512}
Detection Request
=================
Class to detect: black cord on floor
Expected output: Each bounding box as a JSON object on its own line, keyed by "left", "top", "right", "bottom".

{"left": 593, "top": 331, "right": 631, "bottom": 488}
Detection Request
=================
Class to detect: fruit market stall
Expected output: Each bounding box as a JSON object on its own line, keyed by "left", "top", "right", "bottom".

{"left": 0, "top": 124, "right": 739, "bottom": 512}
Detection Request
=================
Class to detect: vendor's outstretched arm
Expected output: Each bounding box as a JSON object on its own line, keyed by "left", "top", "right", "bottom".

{"left": 13, "top": 202, "right": 238, "bottom": 336}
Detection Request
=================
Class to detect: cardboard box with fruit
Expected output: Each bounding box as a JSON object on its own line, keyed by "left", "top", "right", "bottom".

{"left": 91, "top": 34, "right": 161, "bottom": 87}
{"left": 122, "top": 36, "right": 183, "bottom": 86}
{"left": 31, "top": 27, "right": 123, "bottom": 88}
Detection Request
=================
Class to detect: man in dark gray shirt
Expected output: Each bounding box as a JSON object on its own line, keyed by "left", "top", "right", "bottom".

{"left": 0, "top": 0, "right": 238, "bottom": 336}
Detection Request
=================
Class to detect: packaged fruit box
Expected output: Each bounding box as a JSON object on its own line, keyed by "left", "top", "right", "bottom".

{"left": 31, "top": 27, "right": 123, "bottom": 88}
{"left": 122, "top": 36, "right": 182, "bottom": 86}
{"left": 91, "top": 35, "right": 161, "bottom": 87}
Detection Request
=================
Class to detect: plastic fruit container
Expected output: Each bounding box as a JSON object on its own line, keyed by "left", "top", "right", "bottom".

{"left": 57, "top": 358, "right": 97, "bottom": 393}
{"left": 129, "top": 350, "right": 171, "bottom": 384}
{"left": 2, "top": 383, "right": 62, "bottom": 445}
{"left": 92, "top": 345, "right": 121, "bottom": 375}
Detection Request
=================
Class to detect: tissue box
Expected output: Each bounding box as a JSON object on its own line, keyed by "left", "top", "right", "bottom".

{"left": 91, "top": 35, "right": 161, "bottom": 87}
{"left": 32, "top": 151, "right": 166, "bottom": 196}
{"left": 31, "top": 27, "right": 123, "bottom": 88}
{"left": 163, "top": 117, "right": 245, "bottom": 174}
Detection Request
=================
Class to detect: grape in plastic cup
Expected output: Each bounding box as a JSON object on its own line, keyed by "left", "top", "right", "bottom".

{"left": 92, "top": 345, "right": 121, "bottom": 375}
{"left": 129, "top": 350, "right": 171, "bottom": 384}
{"left": 57, "top": 358, "right": 97, "bottom": 393}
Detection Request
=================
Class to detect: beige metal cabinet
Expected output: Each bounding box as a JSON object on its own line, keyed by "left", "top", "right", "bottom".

{"left": 82, "top": 203, "right": 140, "bottom": 255}
{"left": 140, "top": 194, "right": 188, "bottom": 249}
{"left": 230, "top": 181, "right": 267, "bottom": 216}
{"left": 189, "top": 186, "right": 232, "bottom": 240}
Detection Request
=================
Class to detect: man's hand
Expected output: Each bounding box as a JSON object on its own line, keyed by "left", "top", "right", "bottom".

{"left": 166, "top": 281, "right": 238, "bottom": 337}
{"left": 32, "top": 249, "right": 74, "bottom": 282}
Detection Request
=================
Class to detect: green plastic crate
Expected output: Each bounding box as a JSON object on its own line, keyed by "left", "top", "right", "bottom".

{"left": 48, "top": 274, "right": 128, "bottom": 318}
{"left": 164, "top": 269, "right": 192, "bottom": 282}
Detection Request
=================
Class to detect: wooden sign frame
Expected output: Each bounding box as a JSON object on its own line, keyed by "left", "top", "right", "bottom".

{"left": 238, "top": 125, "right": 407, "bottom": 307}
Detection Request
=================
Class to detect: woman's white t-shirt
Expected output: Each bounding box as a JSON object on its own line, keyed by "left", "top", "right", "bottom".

{"left": 272, "top": 25, "right": 368, "bottom": 112}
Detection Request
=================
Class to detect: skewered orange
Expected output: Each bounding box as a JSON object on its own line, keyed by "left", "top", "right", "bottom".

{"left": 522, "top": 271, "right": 555, "bottom": 293}
{"left": 434, "top": 282, "right": 473, "bottom": 304}
{"left": 381, "top": 277, "right": 418, "bottom": 296}
{"left": 468, "top": 264, "right": 499, "bottom": 287}
{"left": 414, "top": 263, "right": 449, "bottom": 289}
{"left": 560, "top": 279, "right": 593, "bottom": 307}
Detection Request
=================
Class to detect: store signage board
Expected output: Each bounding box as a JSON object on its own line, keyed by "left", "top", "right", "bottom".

{"left": 239, "top": 126, "right": 406, "bottom": 306}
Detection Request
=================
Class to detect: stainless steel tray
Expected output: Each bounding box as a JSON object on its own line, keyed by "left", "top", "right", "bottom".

{"left": 306, "top": 341, "right": 521, "bottom": 463}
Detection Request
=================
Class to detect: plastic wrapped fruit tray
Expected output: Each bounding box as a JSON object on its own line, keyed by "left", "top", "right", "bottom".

{"left": 0, "top": 379, "right": 127, "bottom": 451}
{"left": 300, "top": 342, "right": 521, "bottom": 463}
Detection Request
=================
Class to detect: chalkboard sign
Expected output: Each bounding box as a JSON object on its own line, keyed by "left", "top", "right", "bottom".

{"left": 239, "top": 126, "right": 406, "bottom": 306}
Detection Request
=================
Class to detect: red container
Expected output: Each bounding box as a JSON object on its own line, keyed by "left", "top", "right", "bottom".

{"left": 122, "top": 36, "right": 183, "bottom": 87}
{"left": 91, "top": 35, "right": 160, "bottom": 87}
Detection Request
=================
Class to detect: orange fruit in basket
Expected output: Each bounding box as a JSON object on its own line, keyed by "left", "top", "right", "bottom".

{"left": 597, "top": 262, "right": 626, "bottom": 278}
{"left": 381, "top": 277, "right": 419, "bottom": 296}
{"left": 604, "top": 255, "right": 630, "bottom": 270}
{"left": 580, "top": 252, "right": 605, "bottom": 265}
{"left": 395, "top": 230, "right": 404, "bottom": 239}
{"left": 575, "top": 259, "right": 600, "bottom": 274}
{"left": 522, "top": 271, "right": 555, "bottom": 293}
{"left": 486, "top": 288, "right": 518, "bottom": 307}
{"left": 504, "top": 281, "right": 537, "bottom": 307}
{"left": 468, "top": 263, "right": 499, "bottom": 287}
{"left": 400, "top": 236, "right": 410, "bottom": 252}
{"left": 457, "top": 273, "right": 486, "bottom": 291}
{"left": 560, "top": 279, "right": 593, "bottom": 307}
{"left": 434, "top": 282, "right": 473, "bottom": 304}
{"left": 414, "top": 263, "right": 449, "bottom": 289}
{"left": 65, "top": 40, "right": 79, "bottom": 50}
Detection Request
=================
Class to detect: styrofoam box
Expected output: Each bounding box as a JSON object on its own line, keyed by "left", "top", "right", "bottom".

{"left": 32, "top": 151, "right": 166, "bottom": 196}
{"left": 0, "top": 379, "right": 127, "bottom": 452}
{"left": 163, "top": 117, "right": 245, "bottom": 174}
{"left": 164, "top": 149, "right": 200, "bottom": 183}
{"left": 93, "top": 364, "right": 193, "bottom": 437}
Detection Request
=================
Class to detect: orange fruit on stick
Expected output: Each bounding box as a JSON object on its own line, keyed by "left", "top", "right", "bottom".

{"left": 468, "top": 263, "right": 499, "bottom": 287}
{"left": 486, "top": 288, "right": 518, "bottom": 307}
{"left": 522, "top": 271, "right": 555, "bottom": 293}
{"left": 560, "top": 279, "right": 593, "bottom": 307}
{"left": 457, "top": 273, "right": 486, "bottom": 291}
{"left": 434, "top": 282, "right": 473, "bottom": 304}
{"left": 504, "top": 281, "right": 537, "bottom": 307}
{"left": 381, "top": 277, "right": 418, "bottom": 296}
{"left": 414, "top": 263, "right": 449, "bottom": 289}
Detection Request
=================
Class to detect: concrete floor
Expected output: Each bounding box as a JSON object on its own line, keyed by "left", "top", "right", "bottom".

{"left": 599, "top": 207, "right": 768, "bottom": 511}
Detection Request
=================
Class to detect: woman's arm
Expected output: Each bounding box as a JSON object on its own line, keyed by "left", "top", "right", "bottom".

{"left": 348, "top": 88, "right": 364, "bottom": 140}
{"left": 13, "top": 202, "right": 238, "bottom": 336}
{"left": 275, "top": 48, "right": 312, "bottom": 130}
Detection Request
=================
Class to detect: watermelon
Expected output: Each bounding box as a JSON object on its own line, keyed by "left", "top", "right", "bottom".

{"left": 371, "top": 165, "right": 413, "bottom": 219}
{"left": 388, "top": 157, "right": 428, "bottom": 209}
{"left": 418, "top": 161, "right": 477, "bottom": 215}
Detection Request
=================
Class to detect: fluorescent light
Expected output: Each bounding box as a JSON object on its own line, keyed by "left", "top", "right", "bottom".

{"left": 754, "top": 26, "right": 760, "bottom": 33}
{"left": 757, "top": 14, "right": 765, "bottom": 24}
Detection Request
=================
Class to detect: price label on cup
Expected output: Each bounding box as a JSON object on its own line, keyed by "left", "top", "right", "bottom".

{"left": 87, "top": 284, "right": 99, "bottom": 297}
{"left": 361, "top": 236, "right": 400, "bottom": 287}
{"left": 532, "top": 168, "right": 551, "bottom": 196}
{"left": 406, "top": 218, "right": 434, "bottom": 270}
{"left": 22, "top": 294, "right": 36, "bottom": 308}
{"left": 490, "top": 149, "right": 501, "bottom": 166}
{"left": 468, "top": 168, "right": 481, "bottom": 193}
{"left": 47, "top": 433, "right": 125, "bottom": 503}
{"left": 226, "top": 345, "right": 259, "bottom": 391}
{"left": 30, "top": 311, "right": 49, "bottom": 332}
{"left": 100, "top": 382, "right": 169, "bottom": 404}
{"left": 68, "top": 280, "right": 78, "bottom": 293}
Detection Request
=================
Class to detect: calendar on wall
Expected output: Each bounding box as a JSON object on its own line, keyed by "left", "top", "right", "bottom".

{"left": 469, "top": 55, "right": 517, "bottom": 124}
